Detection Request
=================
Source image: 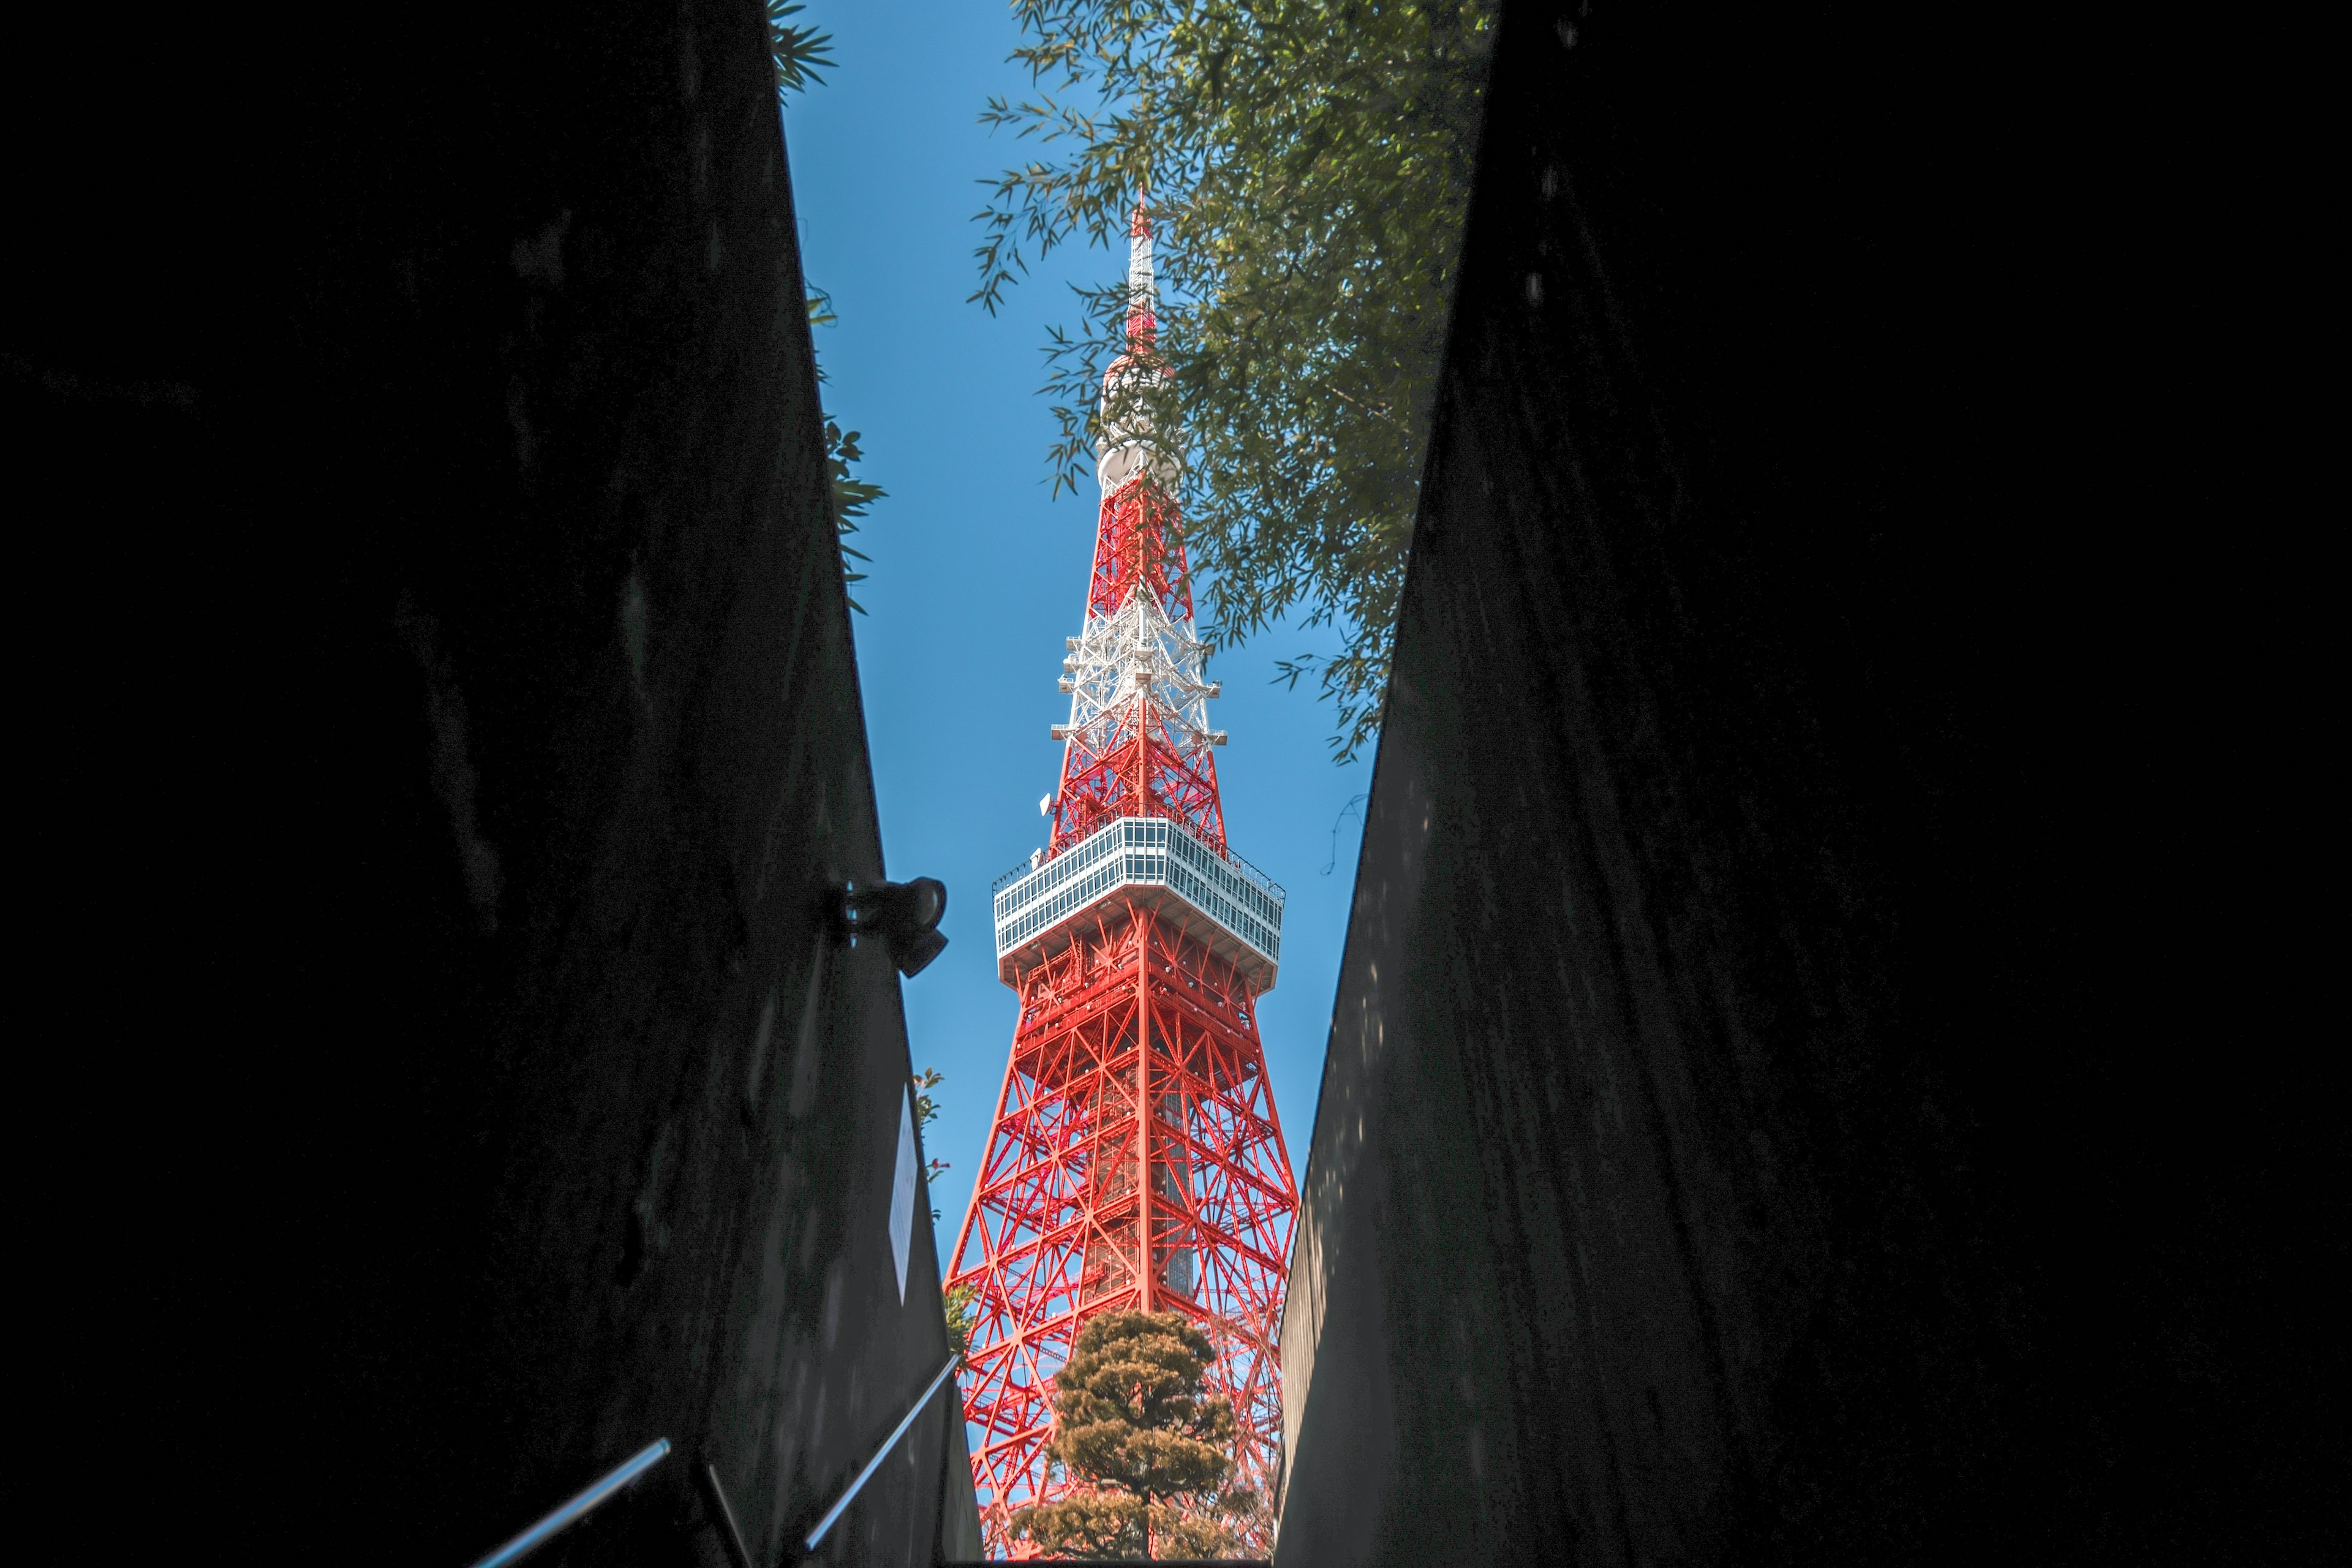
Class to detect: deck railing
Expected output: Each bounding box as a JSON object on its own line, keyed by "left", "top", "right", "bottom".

{"left": 992, "top": 816, "right": 1284, "bottom": 971}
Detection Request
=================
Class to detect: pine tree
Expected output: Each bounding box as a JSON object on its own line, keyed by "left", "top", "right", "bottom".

{"left": 1011, "top": 1311, "right": 1254, "bottom": 1559}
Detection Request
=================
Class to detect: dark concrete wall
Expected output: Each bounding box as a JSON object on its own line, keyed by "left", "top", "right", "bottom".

{"left": 1275, "top": 2, "right": 2325, "bottom": 1564}
{"left": 15, "top": 3, "right": 978, "bottom": 1564}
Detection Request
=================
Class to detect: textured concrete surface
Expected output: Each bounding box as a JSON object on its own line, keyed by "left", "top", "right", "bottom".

{"left": 1273, "top": 2, "right": 2328, "bottom": 1564}
{"left": 15, "top": 2, "right": 979, "bottom": 1563}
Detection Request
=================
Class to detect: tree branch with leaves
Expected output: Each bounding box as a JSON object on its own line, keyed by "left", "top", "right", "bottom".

{"left": 774, "top": 6, "right": 885, "bottom": 612}
{"left": 973, "top": 0, "right": 1495, "bottom": 760}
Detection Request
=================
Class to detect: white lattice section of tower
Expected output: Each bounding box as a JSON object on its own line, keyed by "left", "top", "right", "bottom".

{"left": 1052, "top": 589, "right": 1224, "bottom": 752}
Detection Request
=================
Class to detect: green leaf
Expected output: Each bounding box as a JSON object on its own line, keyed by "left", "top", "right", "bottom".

{"left": 768, "top": 1, "right": 837, "bottom": 97}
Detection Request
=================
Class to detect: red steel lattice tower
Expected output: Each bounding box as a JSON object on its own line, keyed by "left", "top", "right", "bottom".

{"left": 948, "top": 208, "right": 1299, "bottom": 1557}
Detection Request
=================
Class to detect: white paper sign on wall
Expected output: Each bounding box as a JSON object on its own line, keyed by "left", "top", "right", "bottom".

{"left": 889, "top": 1091, "right": 917, "bottom": 1303}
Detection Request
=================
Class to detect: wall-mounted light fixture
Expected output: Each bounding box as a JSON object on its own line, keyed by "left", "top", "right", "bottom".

{"left": 839, "top": 876, "right": 949, "bottom": 978}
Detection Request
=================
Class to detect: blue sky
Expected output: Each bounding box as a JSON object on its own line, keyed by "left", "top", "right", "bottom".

{"left": 780, "top": 0, "right": 1372, "bottom": 1273}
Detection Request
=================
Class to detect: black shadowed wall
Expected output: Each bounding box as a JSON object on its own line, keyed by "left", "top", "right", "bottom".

{"left": 1273, "top": 1, "right": 2328, "bottom": 1564}
{"left": 13, "top": 2, "right": 979, "bottom": 1564}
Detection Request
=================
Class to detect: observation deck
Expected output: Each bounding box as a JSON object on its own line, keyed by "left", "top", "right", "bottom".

{"left": 992, "top": 815, "right": 1284, "bottom": 992}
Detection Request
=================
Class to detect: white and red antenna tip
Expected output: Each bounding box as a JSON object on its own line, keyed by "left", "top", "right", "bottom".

{"left": 1125, "top": 197, "right": 1156, "bottom": 344}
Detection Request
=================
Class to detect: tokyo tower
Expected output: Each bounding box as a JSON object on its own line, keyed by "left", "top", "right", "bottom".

{"left": 948, "top": 206, "right": 1300, "bottom": 1557}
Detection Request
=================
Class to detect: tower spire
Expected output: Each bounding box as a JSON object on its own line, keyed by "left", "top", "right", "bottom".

{"left": 1125, "top": 197, "right": 1156, "bottom": 347}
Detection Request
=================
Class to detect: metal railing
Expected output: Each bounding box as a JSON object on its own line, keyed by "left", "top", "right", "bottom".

{"left": 992, "top": 816, "right": 1284, "bottom": 970}
{"left": 801, "top": 1351, "right": 963, "bottom": 1554}
{"left": 458, "top": 1352, "right": 960, "bottom": 1567}
{"left": 465, "top": 1438, "right": 671, "bottom": 1568}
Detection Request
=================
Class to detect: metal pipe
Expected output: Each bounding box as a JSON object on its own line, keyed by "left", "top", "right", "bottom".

{"left": 466, "top": 1437, "right": 671, "bottom": 1568}
{"left": 698, "top": 1461, "right": 758, "bottom": 1568}
{"left": 802, "top": 1352, "right": 961, "bottom": 1553}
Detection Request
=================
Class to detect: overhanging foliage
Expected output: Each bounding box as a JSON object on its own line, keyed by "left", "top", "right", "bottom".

{"left": 974, "top": 0, "right": 1495, "bottom": 760}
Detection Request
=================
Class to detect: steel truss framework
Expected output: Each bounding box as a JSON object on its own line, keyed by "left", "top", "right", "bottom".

{"left": 951, "top": 899, "right": 1296, "bottom": 1554}
{"left": 948, "top": 205, "right": 1298, "bottom": 1559}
